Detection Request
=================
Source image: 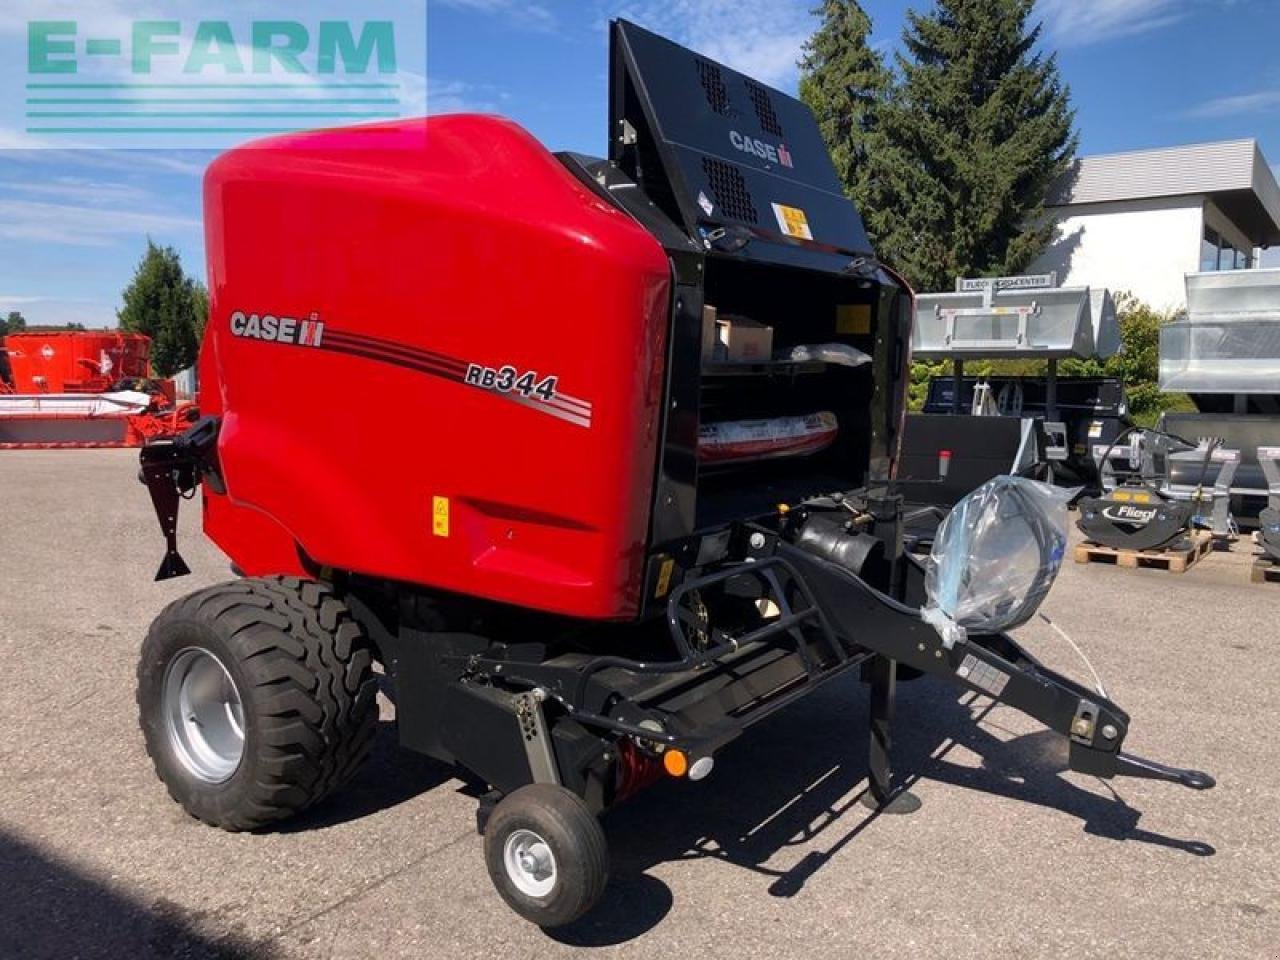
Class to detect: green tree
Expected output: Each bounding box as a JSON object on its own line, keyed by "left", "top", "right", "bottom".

{"left": 192, "top": 281, "right": 210, "bottom": 343}
{"left": 867, "top": 0, "right": 1077, "bottom": 291}
{"left": 799, "top": 1, "right": 892, "bottom": 211}
{"left": 1, "top": 311, "right": 27, "bottom": 335}
{"left": 117, "top": 240, "right": 202, "bottom": 377}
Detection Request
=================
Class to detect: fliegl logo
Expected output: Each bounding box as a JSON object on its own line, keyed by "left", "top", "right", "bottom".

{"left": 1102, "top": 504, "right": 1158, "bottom": 526}
{"left": 729, "top": 130, "right": 794, "bottom": 168}
{"left": 230, "top": 310, "right": 325, "bottom": 347}
{"left": 15, "top": 5, "right": 425, "bottom": 150}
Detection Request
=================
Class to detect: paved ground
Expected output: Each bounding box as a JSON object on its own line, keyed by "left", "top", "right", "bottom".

{"left": 0, "top": 449, "right": 1277, "bottom": 960}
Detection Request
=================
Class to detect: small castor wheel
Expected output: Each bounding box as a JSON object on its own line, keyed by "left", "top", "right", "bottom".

{"left": 483, "top": 784, "right": 608, "bottom": 927}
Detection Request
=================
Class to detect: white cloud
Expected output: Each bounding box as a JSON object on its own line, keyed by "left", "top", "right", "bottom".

{"left": 0, "top": 0, "right": 147, "bottom": 39}
{"left": 0, "top": 177, "right": 151, "bottom": 205}
{"left": 0, "top": 197, "right": 198, "bottom": 247}
{"left": 426, "top": 78, "right": 505, "bottom": 115}
{"left": 1035, "top": 0, "right": 1188, "bottom": 47}
{"left": 0, "top": 149, "right": 210, "bottom": 178}
{"left": 1183, "top": 89, "right": 1280, "bottom": 120}
{"left": 614, "top": 0, "right": 816, "bottom": 89}
{"left": 434, "top": 0, "right": 557, "bottom": 33}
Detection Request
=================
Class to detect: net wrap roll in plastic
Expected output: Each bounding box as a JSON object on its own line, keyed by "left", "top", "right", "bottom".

{"left": 698, "top": 411, "right": 838, "bottom": 465}
{"left": 922, "top": 476, "right": 1077, "bottom": 649}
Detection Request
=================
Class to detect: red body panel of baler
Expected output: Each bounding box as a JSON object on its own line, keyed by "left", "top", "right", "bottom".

{"left": 199, "top": 116, "right": 673, "bottom": 619}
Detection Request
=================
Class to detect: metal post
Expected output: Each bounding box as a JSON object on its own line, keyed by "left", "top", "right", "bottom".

{"left": 1045, "top": 358, "right": 1059, "bottom": 422}
{"left": 951, "top": 359, "right": 965, "bottom": 415}
{"left": 861, "top": 656, "right": 921, "bottom": 814}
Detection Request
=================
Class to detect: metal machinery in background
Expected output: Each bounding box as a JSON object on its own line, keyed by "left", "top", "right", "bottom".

{"left": 1160, "top": 268, "right": 1280, "bottom": 532}
{"left": 1078, "top": 269, "right": 1280, "bottom": 554}
{"left": 1079, "top": 429, "right": 1239, "bottom": 550}
{"left": 135, "top": 20, "right": 1214, "bottom": 929}
{"left": 1258, "top": 446, "right": 1280, "bottom": 561}
{"left": 0, "top": 331, "right": 192, "bottom": 448}
{"left": 900, "top": 274, "right": 1126, "bottom": 504}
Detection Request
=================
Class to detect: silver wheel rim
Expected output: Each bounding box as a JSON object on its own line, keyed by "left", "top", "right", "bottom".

{"left": 162, "top": 646, "right": 245, "bottom": 783}
{"left": 503, "top": 828, "right": 558, "bottom": 898}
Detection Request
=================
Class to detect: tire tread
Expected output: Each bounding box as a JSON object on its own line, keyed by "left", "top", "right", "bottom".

{"left": 137, "top": 577, "right": 378, "bottom": 831}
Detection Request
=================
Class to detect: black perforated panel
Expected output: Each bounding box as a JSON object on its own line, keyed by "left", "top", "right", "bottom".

{"left": 696, "top": 59, "right": 731, "bottom": 116}
{"left": 701, "top": 157, "right": 758, "bottom": 223}
{"left": 745, "top": 79, "right": 783, "bottom": 137}
{"left": 611, "top": 19, "right": 875, "bottom": 256}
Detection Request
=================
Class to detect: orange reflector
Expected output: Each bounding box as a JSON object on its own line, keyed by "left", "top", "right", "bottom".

{"left": 663, "top": 749, "right": 689, "bottom": 777}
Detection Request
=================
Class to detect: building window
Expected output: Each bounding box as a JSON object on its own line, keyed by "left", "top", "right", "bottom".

{"left": 1219, "top": 241, "right": 1236, "bottom": 271}
{"left": 1202, "top": 224, "right": 1255, "bottom": 272}
{"left": 1202, "top": 226, "right": 1221, "bottom": 272}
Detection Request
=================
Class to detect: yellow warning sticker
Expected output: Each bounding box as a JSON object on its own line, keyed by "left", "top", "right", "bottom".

{"left": 771, "top": 202, "right": 814, "bottom": 240}
{"left": 432, "top": 496, "right": 450, "bottom": 538}
{"left": 654, "top": 557, "right": 675, "bottom": 598}
{"left": 836, "top": 304, "right": 872, "bottom": 336}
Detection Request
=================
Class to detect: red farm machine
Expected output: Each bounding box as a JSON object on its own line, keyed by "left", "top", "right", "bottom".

{"left": 135, "top": 20, "right": 1213, "bottom": 927}
{"left": 0, "top": 330, "right": 192, "bottom": 448}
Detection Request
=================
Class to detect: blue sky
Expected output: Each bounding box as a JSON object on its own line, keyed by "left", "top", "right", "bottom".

{"left": 2, "top": 0, "right": 1279, "bottom": 327}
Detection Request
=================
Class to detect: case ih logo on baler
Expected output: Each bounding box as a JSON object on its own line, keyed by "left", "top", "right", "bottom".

{"left": 228, "top": 310, "right": 591, "bottom": 428}
{"left": 230, "top": 310, "right": 326, "bottom": 346}
{"left": 729, "top": 130, "right": 793, "bottom": 168}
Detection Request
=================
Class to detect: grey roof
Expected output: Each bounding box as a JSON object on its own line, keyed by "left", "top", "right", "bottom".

{"left": 1048, "top": 139, "right": 1280, "bottom": 246}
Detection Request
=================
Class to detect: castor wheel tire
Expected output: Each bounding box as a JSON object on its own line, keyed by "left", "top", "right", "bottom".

{"left": 483, "top": 784, "right": 609, "bottom": 927}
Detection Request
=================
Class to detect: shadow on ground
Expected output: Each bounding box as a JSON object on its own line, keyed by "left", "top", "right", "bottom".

{"left": 24, "top": 674, "right": 1211, "bottom": 956}
{"left": 268, "top": 673, "right": 1214, "bottom": 948}
{"left": 0, "top": 828, "right": 278, "bottom": 960}
{"left": 548, "top": 674, "right": 1214, "bottom": 946}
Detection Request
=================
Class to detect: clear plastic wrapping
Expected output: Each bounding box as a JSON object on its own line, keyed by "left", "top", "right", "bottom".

{"left": 776, "top": 343, "right": 872, "bottom": 368}
{"left": 922, "top": 476, "right": 1076, "bottom": 648}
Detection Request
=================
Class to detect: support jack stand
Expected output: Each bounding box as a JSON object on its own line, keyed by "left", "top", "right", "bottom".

{"left": 861, "top": 656, "right": 922, "bottom": 815}
{"left": 860, "top": 788, "right": 923, "bottom": 815}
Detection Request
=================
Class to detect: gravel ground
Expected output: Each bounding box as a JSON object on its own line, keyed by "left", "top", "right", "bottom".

{"left": 0, "top": 449, "right": 1276, "bottom": 960}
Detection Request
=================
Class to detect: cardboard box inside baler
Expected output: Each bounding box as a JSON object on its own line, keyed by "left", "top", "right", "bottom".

{"left": 716, "top": 315, "right": 773, "bottom": 363}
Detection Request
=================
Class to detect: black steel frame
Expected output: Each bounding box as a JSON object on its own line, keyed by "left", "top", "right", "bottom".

{"left": 456, "top": 534, "right": 1214, "bottom": 808}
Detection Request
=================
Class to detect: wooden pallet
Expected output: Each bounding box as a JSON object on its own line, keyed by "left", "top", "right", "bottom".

{"left": 1251, "top": 557, "right": 1280, "bottom": 584}
{"left": 1074, "top": 530, "right": 1213, "bottom": 573}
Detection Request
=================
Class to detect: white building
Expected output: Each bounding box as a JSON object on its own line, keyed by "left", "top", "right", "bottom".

{"left": 1030, "top": 139, "right": 1280, "bottom": 310}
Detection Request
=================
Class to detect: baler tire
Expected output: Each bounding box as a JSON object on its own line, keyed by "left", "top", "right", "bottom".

{"left": 483, "top": 784, "right": 609, "bottom": 927}
{"left": 136, "top": 576, "right": 378, "bottom": 831}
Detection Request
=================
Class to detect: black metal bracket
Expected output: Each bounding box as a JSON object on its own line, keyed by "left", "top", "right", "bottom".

{"left": 775, "top": 542, "right": 1215, "bottom": 792}
{"left": 464, "top": 556, "right": 871, "bottom": 758}
{"left": 138, "top": 416, "right": 221, "bottom": 581}
{"left": 459, "top": 530, "right": 1213, "bottom": 801}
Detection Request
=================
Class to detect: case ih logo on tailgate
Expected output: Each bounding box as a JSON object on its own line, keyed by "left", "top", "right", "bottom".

{"left": 729, "top": 131, "right": 793, "bottom": 168}
{"left": 230, "top": 311, "right": 325, "bottom": 346}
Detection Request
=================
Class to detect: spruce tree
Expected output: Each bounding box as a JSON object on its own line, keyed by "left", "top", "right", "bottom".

{"left": 868, "top": 0, "right": 1076, "bottom": 291}
{"left": 117, "top": 240, "right": 203, "bottom": 377}
{"left": 798, "top": 1, "right": 892, "bottom": 211}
